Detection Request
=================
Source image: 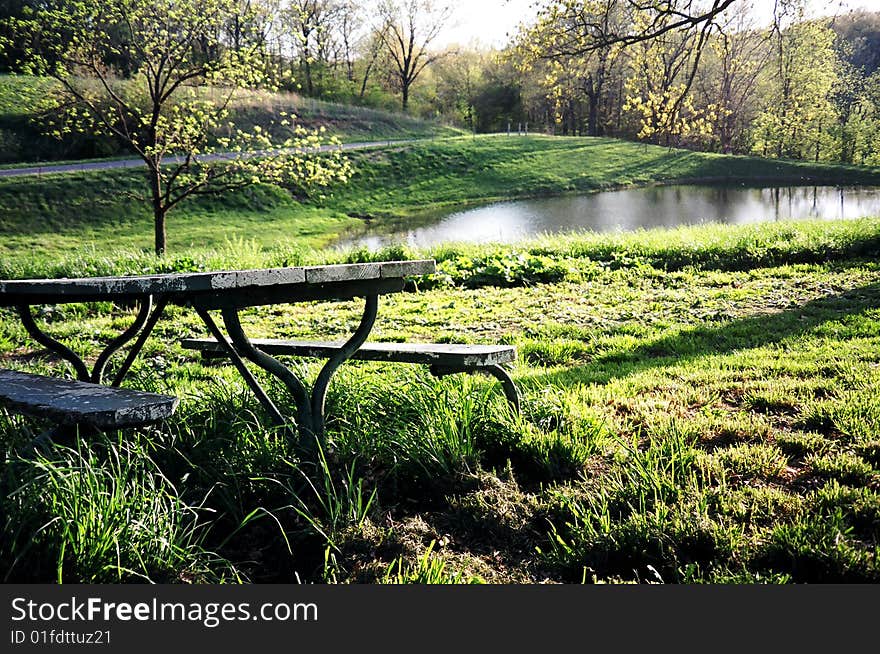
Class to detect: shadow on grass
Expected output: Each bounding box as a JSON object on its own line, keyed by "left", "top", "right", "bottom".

{"left": 522, "top": 280, "right": 880, "bottom": 389}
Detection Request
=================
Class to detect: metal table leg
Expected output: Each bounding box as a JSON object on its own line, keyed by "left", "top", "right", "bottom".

{"left": 16, "top": 295, "right": 166, "bottom": 386}
{"left": 310, "top": 295, "right": 378, "bottom": 440}
{"left": 195, "top": 307, "right": 307, "bottom": 441}
{"left": 430, "top": 363, "right": 522, "bottom": 414}
{"left": 194, "top": 296, "right": 379, "bottom": 448}
{"left": 110, "top": 297, "right": 169, "bottom": 387}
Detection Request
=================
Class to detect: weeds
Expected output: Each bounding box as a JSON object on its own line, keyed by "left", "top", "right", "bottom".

{"left": 1, "top": 437, "right": 216, "bottom": 583}
{"left": 287, "top": 441, "right": 377, "bottom": 555}
{"left": 381, "top": 542, "right": 484, "bottom": 584}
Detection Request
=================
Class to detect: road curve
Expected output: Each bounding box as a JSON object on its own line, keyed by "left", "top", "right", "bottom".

{"left": 0, "top": 138, "right": 426, "bottom": 179}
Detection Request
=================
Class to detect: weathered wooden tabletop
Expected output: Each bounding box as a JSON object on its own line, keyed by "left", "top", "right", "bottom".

{"left": 0, "top": 260, "right": 436, "bottom": 307}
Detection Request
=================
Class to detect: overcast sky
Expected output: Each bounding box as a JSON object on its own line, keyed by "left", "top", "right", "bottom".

{"left": 437, "top": 0, "right": 880, "bottom": 49}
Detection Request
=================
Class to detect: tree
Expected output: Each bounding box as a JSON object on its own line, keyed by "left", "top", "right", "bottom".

{"left": 695, "top": 0, "right": 770, "bottom": 153}
{"left": 513, "top": 0, "right": 734, "bottom": 139}
{"left": 376, "top": 0, "right": 451, "bottom": 111}
{"left": 472, "top": 57, "right": 526, "bottom": 133}
{"left": 13, "top": 0, "right": 349, "bottom": 255}
{"left": 285, "top": 0, "right": 348, "bottom": 96}
{"left": 226, "top": 1, "right": 278, "bottom": 57}
{"left": 858, "top": 71, "right": 880, "bottom": 165}
{"left": 832, "top": 9, "right": 880, "bottom": 78}
{"left": 0, "top": 0, "right": 43, "bottom": 72}
{"left": 527, "top": 0, "right": 736, "bottom": 55}
{"left": 433, "top": 50, "right": 486, "bottom": 131}
{"left": 515, "top": 0, "right": 630, "bottom": 136}
{"left": 751, "top": 3, "right": 841, "bottom": 161}
{"left": 621, "top": 7, "right": 719, "bottom": 146}
{"left": 337, "top": 0, "right": 362, "bottom": 83}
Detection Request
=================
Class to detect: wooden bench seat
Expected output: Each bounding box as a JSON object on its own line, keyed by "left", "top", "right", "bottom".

{"left": 0, "top": 369, "right": 179, "bottom": 430}
{"left": 181, "top": 338, "right": 521, "bottom": 412}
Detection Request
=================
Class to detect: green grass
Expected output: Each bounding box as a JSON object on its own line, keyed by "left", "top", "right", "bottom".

{"left": 0, "top": 74, "right": 463, "bottom": 164}
{"left": 2, "top": 125, "right": 880, "bottom": 583}
{"left": 2, "top": 221, "right": 880, "bottom": 583}
{"left": 0, "top": 174, "right": 355, "bottom": 260}
{"left": 3, "top": 135, "right": 880, "bottom": 263}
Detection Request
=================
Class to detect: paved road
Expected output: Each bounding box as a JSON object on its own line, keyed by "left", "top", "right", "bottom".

{"left": 0, "top": 138, "right": 425, "bottom": 179}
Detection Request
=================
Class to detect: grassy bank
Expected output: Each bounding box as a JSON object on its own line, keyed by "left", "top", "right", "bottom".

{"left": 330, "top": 136, "right": 880, "bottom": 217}
{"left": 1, "top": 221, "right": 880, "bottom": 583}
{"left": 3, "top": 135, "right": 880, "bottom": 263}
{"left": 0, "top": 74, "right": 463, "bottom": 164}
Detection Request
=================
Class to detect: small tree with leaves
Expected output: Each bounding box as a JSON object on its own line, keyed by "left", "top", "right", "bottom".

{"left": 11, "top": 0, "right": 350, "bottom": 255}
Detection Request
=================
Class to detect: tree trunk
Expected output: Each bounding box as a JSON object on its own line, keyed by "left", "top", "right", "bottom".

{"left": 587, "top": 93, "right": 599, "bottom": 137}
{"left": 586, "top": 62, "right": 606, "bottom": 137}
{"left": 303, "top": 57, "right": 314, "bottom": 95}
{"left": 148, "top": 165, "right": 167, "bottom": 256}
{"left": 401, "top": 84, "right": 409, "bottom": 111}
{"left": 359, "top": 40, "right": 382, "bottom": 101}
{"left": 721, "top": 113, "right": 733, "bottom": 154}
{"left": 155, "top": 208, "right": 167, "bottom": 257}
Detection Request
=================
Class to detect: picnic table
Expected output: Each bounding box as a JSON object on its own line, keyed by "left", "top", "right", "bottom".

{"left": 0, "top": 261, "right": 519, "bottom": 445}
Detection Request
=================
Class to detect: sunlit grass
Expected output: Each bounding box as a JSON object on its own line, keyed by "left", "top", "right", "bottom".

{"left": 2, "top": 219, "right": 880, "bottom": 583}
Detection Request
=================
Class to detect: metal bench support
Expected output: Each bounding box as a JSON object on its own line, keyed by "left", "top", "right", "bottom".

{"left": 182, "top": 333, "right": 523, "bottom": 434}
{"left": 430, "top": 363, "right": 521, "bottom": 415}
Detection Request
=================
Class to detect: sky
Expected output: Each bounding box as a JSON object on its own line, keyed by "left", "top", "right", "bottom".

{"left": 437, "top": 0, "right": 880, "bottom": 49}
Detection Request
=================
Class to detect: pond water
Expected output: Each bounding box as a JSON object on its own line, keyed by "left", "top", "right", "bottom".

{"left": 339, "top": 185, "right": 880, "bottom": 250}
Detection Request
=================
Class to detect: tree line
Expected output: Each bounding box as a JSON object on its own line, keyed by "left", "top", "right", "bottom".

{"left": 4, "top": 1, "right": 880, "bottom": 166}
{"left": 0, "top": 0, "right": 456, "bottom": 113}
{"left": 8, "top": 1, "right": 876, "bottom": 165}
{"left": 505, "top": 0, "right": 880, "bottom": 166}
{"left": 2, "top": 0, "right": 880, "bottom": 258}
{"left": 425, "top": 0, "right": 880, "bottom": 166}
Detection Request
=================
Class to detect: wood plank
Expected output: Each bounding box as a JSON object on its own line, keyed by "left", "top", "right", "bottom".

{"left": 0, "top": 261, "right": 433, "bottom": 306}
{"left": 0, "top": 271, "right": 238, "bottom": 299}
{"left": 182, "top": 338, "right": 516, "bottom": 367}
{"left": 0, "top": 268, "right": 308, "bottom": 301}
{"left": 235, "top": 267, "right": 306, "bottom": 288}
{"left": 187, "top": 278, "right": 407, "bottom": 311}
{"left": 0, "top": 369, "right": 179, "bottom": 429}
{"left": 378, "top": 260, "right": 436, "bottom": 278}
{"left": 302, "top": 260, "right": 434, "bottom": 284}
{"left": 304, "top": 263, "right": 382, "bottom": 284}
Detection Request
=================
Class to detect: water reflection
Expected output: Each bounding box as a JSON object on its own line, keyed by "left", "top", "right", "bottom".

{"left": 340, "top": 185, "right": 880, "bottom": 250}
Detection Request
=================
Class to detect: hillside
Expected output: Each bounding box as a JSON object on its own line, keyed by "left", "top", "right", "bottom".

{"left": 0, "top": 74, "right": 463, "bottom": 164}
{"left": 2, "top": 135, "right": 880, "bottom": 267}
{"left": 328, "top": 136, "right": 880, "bottom": 217}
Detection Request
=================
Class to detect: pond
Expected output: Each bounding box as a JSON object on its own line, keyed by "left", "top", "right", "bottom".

{"left": 338, "top": 185, "right": 880, "bottom": 250}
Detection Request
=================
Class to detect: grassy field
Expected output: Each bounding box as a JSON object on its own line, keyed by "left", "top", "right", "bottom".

{"left": 3, "top": 135, "right": 880, "bottom": 263}
{"left": 0, "top": 74, "right": 463, "bottom": 164}
{"left": 1, "top": 219, "right": 880, "bottom": 583}
{"left": 1, "top": 131, "right": 880, "bottom": 583}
